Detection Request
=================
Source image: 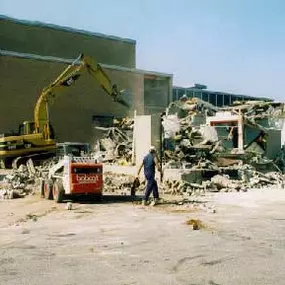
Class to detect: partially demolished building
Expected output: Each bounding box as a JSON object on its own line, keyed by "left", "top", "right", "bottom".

{"left": 158, "top": 97, "right": 285, "bottom": 193}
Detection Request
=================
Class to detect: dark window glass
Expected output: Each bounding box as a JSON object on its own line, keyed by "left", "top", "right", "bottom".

{"left": 193, "top": 91, "right": 202, "bottom": 99}
{"left": 209, "top": 93, "right": 217, "bottom": 106}
{"left": 224, "top": 95, "right": 230, "bottom": 106}
{"left": 186, "top": 89, "right": 193, "bottom": 98}
{"left": 72, "top": 167, "right": 102, "bottom": 174}
{"left": 178, "top": 89, "right": 185, "bottom": 99}
{"left": 202, "top": 92, "right": 209, "bottom": 102}
{"left": 231, "top": 95, "right": 238, "bottom": 104}
{"left": 172, "top": 89, "right": 179, "bottom": 101}
{"left": 217, "top": 94, "right": 223, "bottom": 107}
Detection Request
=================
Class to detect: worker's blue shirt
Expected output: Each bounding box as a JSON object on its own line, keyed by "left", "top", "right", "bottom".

{"left": 143, "top": 153, "right": 155, "bottom": 180}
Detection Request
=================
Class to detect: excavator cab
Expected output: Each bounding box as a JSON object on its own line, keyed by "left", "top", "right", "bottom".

{"left": 18, "top": 121, "right": 55, "bottom": 139}
{"left": 18, "top": 121, "right": 36, "bottom": 135}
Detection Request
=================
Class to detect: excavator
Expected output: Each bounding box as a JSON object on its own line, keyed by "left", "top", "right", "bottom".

{"left": 0, "top": 54, "right": 129, "bottom": 168}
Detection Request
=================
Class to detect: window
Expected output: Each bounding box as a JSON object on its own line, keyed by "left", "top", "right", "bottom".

{"left": 231, "top": 95, "right": 239, "bottom": 104}
{"left": 217, "top": 94, "right": 223, "bottom": 107}
{"left": 177, "top": 88, "right": 185, "bottom": 100}
{"left": 202, "top": 92, "right": 209, "bottom": 102}
{"left": 209, "top": 93, "right": 217, "bottom": 106}
{"left": 172, "top": 89, "right": 179, "bottom": 101}
{"left": 193, "top": 91, "right": 202, "bottom": 99}
{"left": 224, "top": 95, "right": 230, "bottom": 106}
{"left": 186, "top": 89, "right": 193, "bottom": 98}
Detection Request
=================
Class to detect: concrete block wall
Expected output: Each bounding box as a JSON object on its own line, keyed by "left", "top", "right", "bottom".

{"left": 0, "top": 16, "right": 136, "bottom": 68}
{"left": 144, "top": 77, "right": 172, "bottom": 115}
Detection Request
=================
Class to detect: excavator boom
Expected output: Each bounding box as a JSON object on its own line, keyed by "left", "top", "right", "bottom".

{"left": 34, "top": 53, "right": 129, "bottom": 136}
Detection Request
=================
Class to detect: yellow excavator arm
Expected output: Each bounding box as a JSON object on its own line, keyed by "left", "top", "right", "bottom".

{"left": 34, "top": 54, "right": 129, "bottom": 137}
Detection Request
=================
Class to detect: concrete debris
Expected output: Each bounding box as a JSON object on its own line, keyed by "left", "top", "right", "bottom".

{"left": 185, "top": 219, "right": 206, "bottom": 230}
{"left": 103, "top": 172, "right": 142, "bottom": 195}
{"left": 230, "top": 100, "right": 285, "bottom": 129}
{"left": 0, "top": 159, "right": 42, "bottom": 199}
{"left": 159, "top": 98, "right": 285, "bottom": 193}
{"left": 94, "top": 117, "right": 134, "bottom": 165}
{"left": 161, "top": 166, "right": 285, "bottom": 194}
{"left": 168, "top": 97, "right": 218, "bottom": 118}
{"left": 163, "top": 98, "right": 285, "bottom": 162}
{"left": 0, "top": 189, "right": 15, "bottom": 199}
{"left": 210, "top": 174, "right": 243, "bottom": 192}
{"left": 66, "top": 202, "right": 73, "bottom": 210}
{"left": 162, "top": 99, "right": 221, "bottom": 165}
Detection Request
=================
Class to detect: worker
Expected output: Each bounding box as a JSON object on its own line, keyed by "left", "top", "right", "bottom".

{"left": 137, "top": 146, "right": 162, "bottom": 206}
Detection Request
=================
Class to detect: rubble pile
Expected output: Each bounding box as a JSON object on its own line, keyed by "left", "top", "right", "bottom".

{"left": 162, "top": 98, "right": 221, "bottom": 165}
{"left": 95, "top": 117, "right": 134, "bottom": 165}
{"left": 158, "top": 97, "right": 285, "bottom": 193}
{"left": 231, "top": 100, "right": 285, "bottom": 129}
{"left": 161, "top": 165, "right": 285, "bottom": 195}
{"left": 103, "top": 172, "right": 143, "bottom": 195}
{"left": 0, "top": 161, "right": 41, "bottom": 199}
{"left": 167, "top": 97, "right": 218, "bottom": 118}
{"left": 163, "top": 98, "right": 285, "bottom": 160}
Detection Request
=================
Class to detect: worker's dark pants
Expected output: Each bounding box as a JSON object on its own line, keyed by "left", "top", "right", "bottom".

{"left": 144, "top": 177, "right": 159, "bottom": 201}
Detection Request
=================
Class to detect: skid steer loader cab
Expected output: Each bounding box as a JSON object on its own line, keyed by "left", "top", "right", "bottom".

{"left": 56, "top": 142, "right": 90, "bottom": 157}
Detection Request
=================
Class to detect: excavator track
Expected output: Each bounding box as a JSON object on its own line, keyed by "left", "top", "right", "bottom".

{"left": 9, "top": 151, "right": 56, "bottom": 169}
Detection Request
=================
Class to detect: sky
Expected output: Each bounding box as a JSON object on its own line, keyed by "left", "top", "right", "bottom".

{"left": 1, "top": 0, "right": 285, "bottom": 101}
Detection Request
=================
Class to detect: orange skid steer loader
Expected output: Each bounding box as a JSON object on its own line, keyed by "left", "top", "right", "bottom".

{"left": 41, "top": 142, "right": 103, "bottom": 203}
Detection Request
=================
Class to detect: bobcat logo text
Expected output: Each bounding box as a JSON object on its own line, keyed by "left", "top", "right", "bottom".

{"left": 76, "top": 174, "right": 99, "bottom": 184}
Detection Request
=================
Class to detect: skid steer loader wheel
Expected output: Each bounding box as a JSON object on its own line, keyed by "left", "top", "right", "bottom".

{"left": 44, "top": 179, "right": 53, "bottom": 200}
{"left": 53, "top": 180, "right": 65, "bottom": 203}
{"left": 40, "top": 179, "right": 45, "bottom": 198}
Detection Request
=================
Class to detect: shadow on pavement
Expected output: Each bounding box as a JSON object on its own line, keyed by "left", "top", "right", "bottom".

{"left": 69, "top": 195, "right": 208, "bottom": 206}
{"left": 69, "top": 194, "right": 143, "bottom": 205}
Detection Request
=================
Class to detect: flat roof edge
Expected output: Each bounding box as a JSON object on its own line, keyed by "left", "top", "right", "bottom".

{"left": 0, "top": 14, "right": 136, "bottom": 44}
{"left": 173, "top": 85, "right": 272, "bottom": 101}
{"left": 0, "top": 49, "right": 173, "bottom": 78}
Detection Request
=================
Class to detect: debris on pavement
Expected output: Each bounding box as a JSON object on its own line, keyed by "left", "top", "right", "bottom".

{"left": 186, "top": 218, "right": 206, "bottom": 230}
{"left": 103, "top": 172, "right": 142, "bottom": 195}
{"left": 66, "top": 202, "right": 73, "bottom": 210}
{"left": 0, "top": 160, "right": 41, "bottom": 199}
{"left": 161, "top": 166, "right": 285, "bottom": 195}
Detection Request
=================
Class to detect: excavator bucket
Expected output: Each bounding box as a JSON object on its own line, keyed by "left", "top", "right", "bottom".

{"left": 114, "top": 94, "right": 130, "bottom": 108}
{"left": 117, "top": 98, "right": 129, "bottom": 108}
{"left": 111, "top": 85, "right": 130, "bottom": 108}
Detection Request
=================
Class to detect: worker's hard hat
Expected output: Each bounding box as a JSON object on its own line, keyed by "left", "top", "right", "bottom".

{"left": 149, "top": 145, "right": 156, "bottom": 152}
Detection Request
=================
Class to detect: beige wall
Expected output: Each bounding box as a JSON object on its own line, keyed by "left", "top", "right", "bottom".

{"left": 144, "top": 77, "right": 172, "bottom": 115}
{"left": 0, "top": 18, "right": 136, "bottom": 68}
{"left": 0, "top": 56, "right": 144, "bottom": 143}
